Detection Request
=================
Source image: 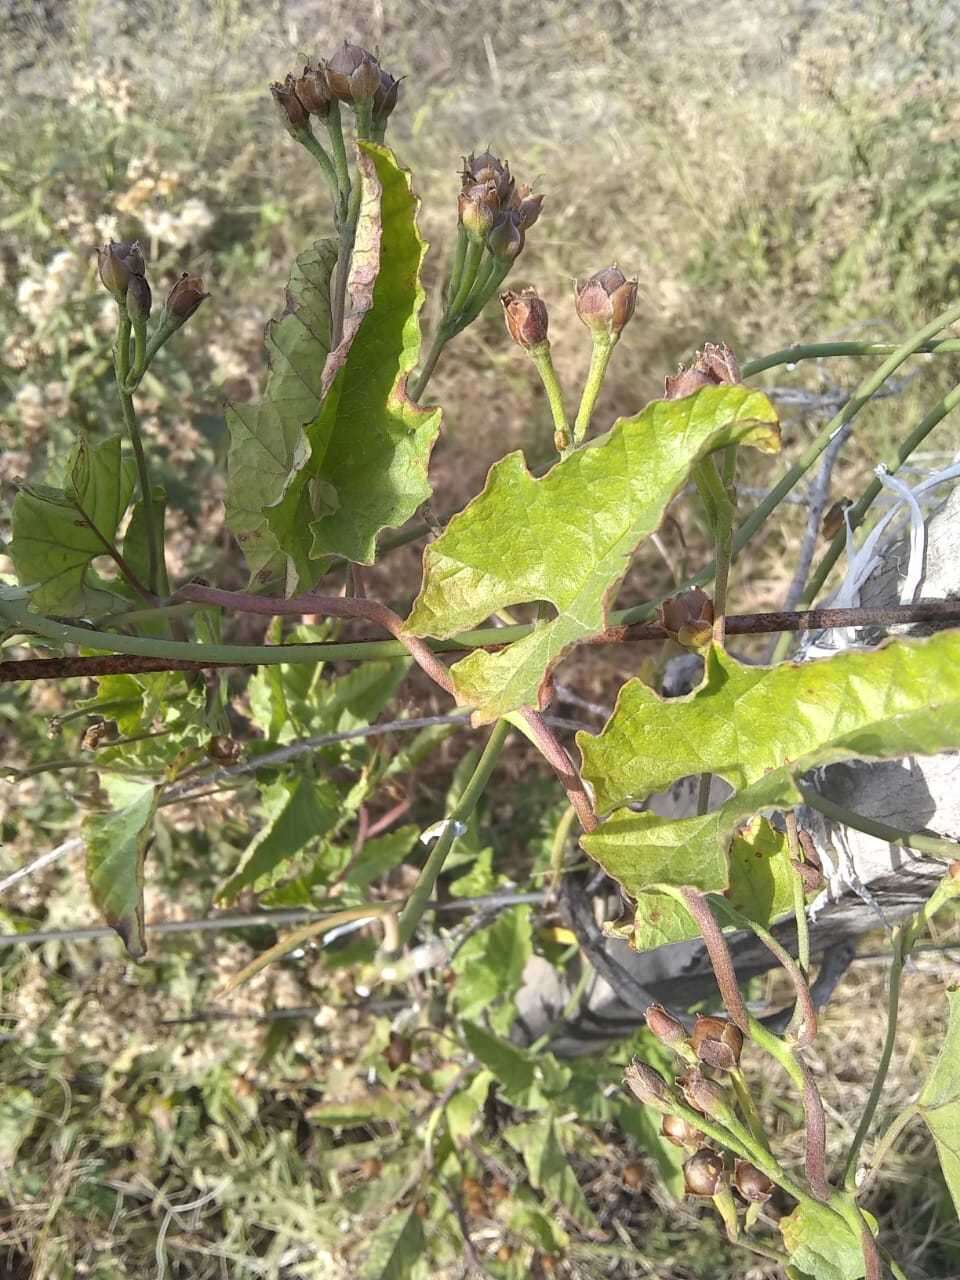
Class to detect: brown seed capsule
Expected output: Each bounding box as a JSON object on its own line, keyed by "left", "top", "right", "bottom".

{"left": 949, "top": 860, "right": 960, "bottom": 882}
{"left": 510, "top": 184, "right": 545, "bottom": 230}
{"left": 500, "top": 287, "right": 549, "bottom": 350}
{"left": 372, "top": 69, "right": 401, "bottom": 125}
{"left": 325, "top": 41, "right": 381, "bottom": 103}
{"left": 294, "top": 61, "right": 332, "bottom": 117}
{"left": 821, "top": 498, "right": 852, "bottom": 541}
{"left": 385, "top": 1032, "right": 411, "bottom": 1068}
{"left": 664, "top": 341, "right": 741, "bottom": 400}
{"left": 165, "top": 272, "right": 209, "bottom": 324}
{"left": 487, "top": 209, "right": 525, "bottom": 261}
{"left": 462, "top": 150, "right": 514, "bottom": 205}
{"left": 683, "top": 1148, "right": 726, "bottom": 1198}
{"left": 97, "top": 240, "right": 145, "bottom": 297}
{"left": 80, "top": 719, "right": 112, "bottom": 751}
{"left": 734, "top": 1160, "right": 774, "bottom": 1204}
{"left": 792, "top": 858, "right": 824, "bottom": 895}
{"left": 126, "top": 273, "right": 152, "bottom": 323}
{"left": 622, "top": 1163, "right": 645, "bottom": 1188}
{"left": 691, "top": 1015, "right": 744, "bottom": 1072}
{"left": 645, "top": 1003, "right": 687, "bottom": 1047}
{"left": 271, "top": 73, "right": 309, "bottom": 131}
{"left": 679, "top": 1068, "right": 734, "bottom": 1121}
{"left": 575, "top": 266, "right": 637, "bottom": 339}
{"left": 623, "top": 1060, "right": 672, "bottom": 1108}
{"left": 457, "top": 181, "right": 499, "bottom": 240}
{"left": 661, "top": 1113, "right": 706, "bottom": 1150}
{"left": 658, "top": 588, "right": 715, "bottom": 650}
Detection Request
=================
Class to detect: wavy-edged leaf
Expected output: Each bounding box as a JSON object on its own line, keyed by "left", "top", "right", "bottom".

{"left": 83, "top": 778, "right": 158, "bottom": 958}
{"left": 919, "top": 985, "right": 960, "bottom": 1215}
{"left": 10, "top": 435, "right": 135, "bottom": 614}
{"left": 406, "top": 385, "right": 779, "bottom": 723}
{"left": 265, "top": 142, "right": 442, "bottom": 586}
{"left": 580, "top": 631, "right": 960, "bottom": 949}
{"left": 224, "top": 238, "right": 339, "bottom": 583}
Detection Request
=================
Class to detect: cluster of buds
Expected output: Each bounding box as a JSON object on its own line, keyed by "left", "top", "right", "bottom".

{"left": 272, "top": 42, "right": 401, "bottom": 135}
{"left": 574, "top": 266, "right": 637, "bottom": 341}
{"left": 97, "top": 240, "right": 151, "bottom": 320}
{"left": 664, "top": 340, "right": 741, "bottom": 400}
{"left": 458, "top": 150, "right": 543, "bottom": 262}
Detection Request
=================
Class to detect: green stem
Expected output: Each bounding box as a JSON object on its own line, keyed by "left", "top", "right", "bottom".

{"left": 324, "top": 102, "right": 351, "bottom": 227}
{"left": 449, "top": 257, "right": 512, "bottom": 335}
{"left": 740, "top": 337, "right": 960, "bottom": 378}
{"left": 802, "top": 379, "right": 960, "bottom": 604}
{"left": 573, "top": 334, "right": 615, "bottom": 445}
{"left": 445, "top": 224, "right": 468, "bottom": 309}
{"left": 859, "top": 1105, "right": 920, "bottom": 1193}
{"left": 409, "top": 322, "right": 451, "bottom": 403}
{"left": 446, "top": 238, "right": 484, "bottom": 321}
{"left": 530, "top": 343, "right": 571, "bottom": 452}
{"left": 393, "top": 719, "right": 510, "bottom": 948}
{"left": 114, "top": 306, "right": 161, "bottom": 594}
{"left": 799, "top": 785, "right": 960, "bottom": 861}
{"left": 548, "top": 803, "right": 577, "bottom": 894}
{"left": 730, "top": 1067, "right": 771, "bottom": 1151}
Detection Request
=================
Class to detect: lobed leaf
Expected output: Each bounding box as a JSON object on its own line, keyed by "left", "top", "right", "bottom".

{"left": 406, "top": 385, "right": 779, "bottom": 722}
{"left": 83, "top": 779, "right": 159, "bottom": 959}
{"left": 10, "top": 435, "right": 135, "bottom": 614}
{"left": 265, "top": 142, "right": 442, "bottom": 587}
{"left": 580, "top": 631, "right": 960, "bottom": 948}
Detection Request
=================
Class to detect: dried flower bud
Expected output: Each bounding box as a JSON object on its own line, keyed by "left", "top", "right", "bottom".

{"left": 691, "top": 1016, "right": 743, "bottom": 1072}
{"left": 622, "top": 1163, "right": 645, "bottom": 1188}
{"left": 683, "top": 1148, "right": 726, "bottom": 1198}
{"left": 462, "top": 150, "right": 514, "bottom": 204}
{"left": 126, "top": 273, "right": 152, "bottom": 323}
{"left": 679, "top": 1069, "right": 734, "bottom": 1120}
{"left": 295, "top": 61, "right": 332, "bottom": 117}
{"left": 949, "top": 860, "right": 960, "bottom": 882}
{"left": 734, "top": 1160, "right": 774, "bottom": 1203}
{"left": 624, "top": 1060, "right": 672, "bottom": 1109}
{"left": 207, "top": 735, "right": 241, "bottom": 763}
{"left": 511, "top": 185, "right": 545, "bottom": 230}
{"left": 821, "top": 498, "right": 852, "bottom": 541}
{"left": 500, "top": 288, "right": 548, "bottom": 351}
{"left": 458, "top": 181, "right": 499, "bottom": 240}
{"left": 326, "top": 41, "right": 382, "bottom": 103}
{"left": 385, "top": 1032, "right": 412, "bottom": 1068}
{"left": 271, "top": 73, "right": 309, "bottom": 131}
{"left": 487, "top": 209, "right": 525, "bottom": 261}
{"left": 792, "top": 858, "right": 824, "bottom": 895}
{"left": 575, "top": 266, "right": 637, "bottom": 339}
{"left": 664, "top": 341, "right": 740, "bottom": 400}
{"left": 645, "top": 1003, "right": 687, "bottom": 1047}
{"left": 97, "top": 241, "right": 145, "bottom": 297}
{"left": 661, "top": 1113, "right": 705, "bottom": 1150}
{"left": 165, "top": 272, "right": 209, "bottom": 324}
{"left": 658, "top": 588, "right": 715, "bottom": 650}
{"left": 80, "top": 719, "right": 112, "bottom": 751}
{"left": 372, "top": 69, "right": 401, "bottom": 125}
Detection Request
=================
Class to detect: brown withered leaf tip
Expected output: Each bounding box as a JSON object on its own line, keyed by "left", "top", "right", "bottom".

{"left": 664, "top": 341, "right": 741, "bottom": 400}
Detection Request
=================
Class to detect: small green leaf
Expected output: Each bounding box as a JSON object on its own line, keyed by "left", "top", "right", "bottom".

{"left": 452, "top": 907, "right": 532, "bottom": 1033}
{"left": 224, "top": 238, "right": 339, "bottom": 583}
{"left": 503, "top": 1117, "right": 598, "bottom": 1231}
{"left": 361, "top": 1207, "right": 425, "bottom": 1280}
{"left": 346, "top": 825, "right": 420, "bottom": 891}
{"left": 308, "top": 1095, "right": 405, "bottom": 1126}
{"left": 779, "top": 1201, "right": 869, "bottom": 1280}
{"left": 217, "top": 775, "right": 341, "bottom": 902}
{"left": 83, "top": 779, "right": 158, "bottom": 958}
{"left": 407, "top": 385, "right": 779, "bottom": 722}
{"left": 919, "top": 985, "right": 960, "bottom": 1215}
{"left": 580, "top": 632, "right": 960, "bottom": 948}
{"left": 10, "top": 435, "right": 136, "bottom": 614}
{"left": 265, "top": 142, "right": 442, "bottom": 585}
{"left": 462, "top": 1021, "right": 535, "bottom": 1100}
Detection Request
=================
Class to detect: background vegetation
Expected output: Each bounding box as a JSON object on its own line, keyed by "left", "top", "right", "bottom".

{"left": 2, "top": 1, "right": 960, "bottom": 1276}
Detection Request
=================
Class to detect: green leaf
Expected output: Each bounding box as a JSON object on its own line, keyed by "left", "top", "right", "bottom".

{"left": 579, "top": 632, "right": 960, "bottom": 948}
{"left": 407, "top": 385, "right": 779, "bottom": 722}
{"left": 265, "top": 142, "right": 442, "bottom": 585}
{"left": 462, "top": 1021, "right": 535, "bottom": 1100}
{"left": 0, "top": 1087, "right": 35, "bottom": 1164}
{"left": 452, "top": 907, "right": 532, "bottom": 1033}
{"left": 123, "top": 488, "right": 169, "bottom": 598}
{"left": 503, "top": 1117, "right": 598, "bottom": 1231}
{"left": 346, "top": 825, "right": 420, "bottom": 891}
{"left": 918, "top": 985, "right": 960, "bottom": 1215}
{"left": 361, "top": 1207, "right": 425, "bottom": 1280}
{"left": 779, "top": 1202, "right": 869, "bottom": 1280}
{"left": 217, "top": 775, "right": 341, "bottom": 902}
{"left": 83, "top": 779, "right": 158, "bottom": 958}
{"left": 308, "top": 1095, "right": 405, "bottom": 1126}
{"left": 10, "top": 435, "right": 136, "bottom": 614}
{"left": 224, "top": 237, "right": 339, "bottom": 583}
